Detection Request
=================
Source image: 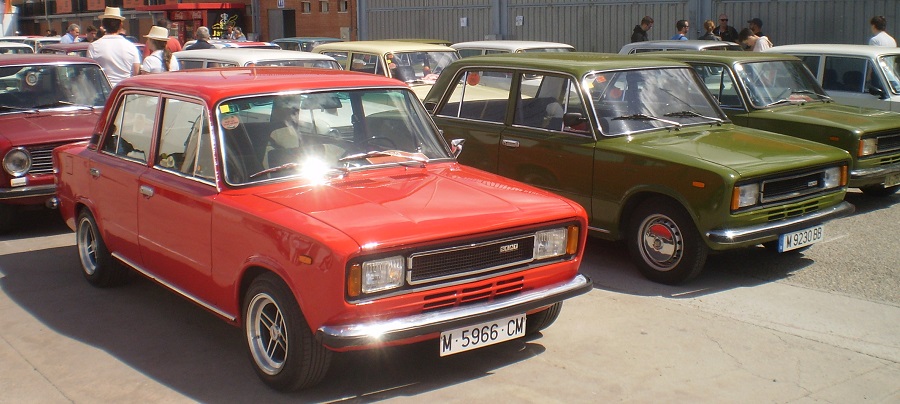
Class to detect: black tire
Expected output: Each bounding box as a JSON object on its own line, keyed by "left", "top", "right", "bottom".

{"left": 526, "top": 302, "right": 562, "bottom": 335}
{"left": 0, "top": 204, "right": 16, "bottom": 233}
{"left": 243, "top": 273, "right": 331, "bottom": 392}
{"left": 859, "top": 184, "right": 900, "bottom": 197}
{"left": 627, "top": 198, "right": 708, "bottom": 285}
{"left": 76, "top": 209, "right": 127, "bottom": 287}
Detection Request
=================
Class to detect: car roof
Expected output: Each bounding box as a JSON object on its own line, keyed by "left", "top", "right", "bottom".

{"left": 447, "top": 52, "right": 687, "bottom": 75}
{"left": 0, "top": 41, "right": 33, "bottom": 47}
{"left": 115, "top": 67, "right": 409, "bottom": 103}
{"left": 40, "top": 42, "right": 90, "bottom": 51}
{"left": 313, "top": 40, "right": 458, "bottom": 53}
{"left": 0, "top": 53, "right": 100, "bottom": 65}
{"left": 174, "top": 48, "right": 337, "bottom": 64}
{"left": 0, "top": 36, "right": 61, "bottom": 42}
{"left": 637, "top": 50, "right": 800, "bottom": 64}
{"left": 767, "top": 44, "right": 900, "bottom": 57}
{"left": 451, "top": 40, "right": 575, "bottom": 51}
{"left": 273, "top": 37, "right": 343, "bottom": 43}
{"left": 619, "top": 40, "right": 742, "bottom": 53}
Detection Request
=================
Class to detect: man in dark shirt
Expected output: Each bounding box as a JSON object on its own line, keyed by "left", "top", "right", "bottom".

{"left": 631, "top": 16, "right": 654, "bottom": 43}
{"left": 713, "top": 13, "right": 739, "bottom": 42}
{"left": 185, "top": 26, "right": 214, "bottom": 50}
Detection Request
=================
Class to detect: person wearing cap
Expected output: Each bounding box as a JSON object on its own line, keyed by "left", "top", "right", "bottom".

{"left": 747, "top": 18, "right": 765, "bottom": 37}
{"left": 60, "top": 24, "right": 81, "bottom": 44}
{"left": 713, "top": 13, "right": 738, "bottom": 43}
{"left": 738, "top": 28, "right": 773, "bottom": 52}
{"left": 88, "top": 7, "right": 141, "bottom": 86}
{"left": 141, "top": 26, "right": 179, "bottom": 74}
{"left": 185, "top": 26, "right": 215, "bottom": 50}
{"left": 868, "top": 15, "right": 897, "bottom": 47}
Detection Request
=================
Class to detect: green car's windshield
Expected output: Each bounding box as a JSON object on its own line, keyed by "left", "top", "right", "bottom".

{"left": 0, "top": 64, "right": 110, "bottom": 111}
{"left": 388, "top": 51, "right": 459, "bottom": 84}
{"left": 217, "top": 88, "right": 451, "bottom": 185}
{"left": 734, "top": 60, "right": 830, "bottom": 108}
{"left": 878, "top": 55, "right": 900, "bottom": 94}
{"left": 584, "top": 67, "right": 726, "bottom": 136}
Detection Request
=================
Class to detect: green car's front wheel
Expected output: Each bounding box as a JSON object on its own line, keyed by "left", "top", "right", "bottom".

{"left": 627, "top": 198, "right": 708, "bottom": 285}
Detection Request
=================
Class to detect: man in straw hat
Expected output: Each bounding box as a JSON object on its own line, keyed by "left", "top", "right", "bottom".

{"left": 88, "top": 6, "right": 141, "bottom": 86}
{"left": 141, "top": 26, "right": 180, "bottom": 73}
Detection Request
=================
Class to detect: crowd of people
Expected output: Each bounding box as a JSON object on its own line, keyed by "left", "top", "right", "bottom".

{"left": 630, "top": 13, "right": 896, "bottom": 51}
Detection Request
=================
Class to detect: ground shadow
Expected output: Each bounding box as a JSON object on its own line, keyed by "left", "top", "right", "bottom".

{"left": 0, "top": 207, "right": 69, "bottom": 241}
{"left": 582, "top": 237, "right": 813, "bottom": 300}
{"left": 1, "top": 243, "right": 548, "bottom": 403}
{"left": 843, "top": 189, "right": 899, "bottom": 216}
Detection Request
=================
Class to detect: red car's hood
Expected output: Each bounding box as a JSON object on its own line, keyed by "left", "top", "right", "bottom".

{"left": 0, "top": 109, "right": 101, "bottom": 145}
{"left": 255, "top": 164, "right": 581, "bottom": 248}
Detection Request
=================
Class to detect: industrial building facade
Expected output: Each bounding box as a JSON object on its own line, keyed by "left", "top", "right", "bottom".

{"left": 7, "top": 0, "right": 899, "bottom": 52}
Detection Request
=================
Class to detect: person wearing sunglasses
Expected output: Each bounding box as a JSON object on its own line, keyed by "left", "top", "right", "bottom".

{"left": 714, "top": 14, "right": 738, "bottom": 42}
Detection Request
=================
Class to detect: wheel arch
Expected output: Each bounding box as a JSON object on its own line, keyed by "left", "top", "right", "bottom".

{"left": 617, "top": 189, "right": 698, "bottom": 240}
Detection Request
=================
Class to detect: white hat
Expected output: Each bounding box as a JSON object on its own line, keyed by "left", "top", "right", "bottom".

{"left": 100, "top": 6, "right": 125, "bottom": 20}
{"left": 145, "top": 26, "right": 169, "bottom": 41}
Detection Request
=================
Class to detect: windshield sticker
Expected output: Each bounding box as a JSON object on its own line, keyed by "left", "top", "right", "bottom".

{"left": 221, "top": 114, "right": 240, "bottom": 130}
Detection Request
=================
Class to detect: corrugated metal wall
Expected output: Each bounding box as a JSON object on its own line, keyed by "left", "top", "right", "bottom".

{"left": 362, "top": 1, "right": 900, "bottom": 52}
{"left": 505, "top": 0, "right": 689, "bottom": 52}
{"left": 714, "top": 0, "right": 900, "bottom": 47}
{"left": 364, "top": 0, "right": 494, "bottom": 42}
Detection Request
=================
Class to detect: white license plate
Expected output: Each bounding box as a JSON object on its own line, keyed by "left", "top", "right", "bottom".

{"left": 439, "top": 314, "right": 526, "bottom": 356}
{"left": 778, "top": 225, "right": 824, "bottom": 252}
{"left": 885, "top": 172, "right": 900, "bottom": 188}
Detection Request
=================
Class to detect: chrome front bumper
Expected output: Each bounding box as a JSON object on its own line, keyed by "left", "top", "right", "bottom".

{"left": 0, "top": 184, "right": 55, "bottom": 200}
{"left": 706, "top": 201, "right": 855, "bottom": 245}
{"left": 316, "top": 274, "right": 592, "bottom": 349}
{"left": 850, "top": 161, "right": 900, "bottom": 181}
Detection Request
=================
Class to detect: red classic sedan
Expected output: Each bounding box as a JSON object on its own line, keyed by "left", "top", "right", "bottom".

{"left": 0, "top": 54, "right": 110, "bottom": 231}
{"left": 53, "top": 67, "right": 592, "bottom": 391}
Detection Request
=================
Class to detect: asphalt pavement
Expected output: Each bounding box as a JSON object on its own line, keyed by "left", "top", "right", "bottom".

{"left": 0, "top": 190, "right": 897, "bottom": 403}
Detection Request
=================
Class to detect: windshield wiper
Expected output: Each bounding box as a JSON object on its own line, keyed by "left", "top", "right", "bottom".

{"left": 0, "top": 105, "right": 37, "bottom": 113}
{"left": 763, "top": 99, "right": 800, "bottom": 108}
{"left": 663, "top": 110, "right": 724, "bottom": 124}
{"left": 790, "top": 89, "right": 832, "bottom": 102}
{"left": 33, "top": 100, "right": 93, "bottom": 110}
{"left": 249, "top": 162, "right": 348, "bottom": 179}
{"left": 337, "top": 150, "right": 429, "bottom": 165}
{"left": 611, "top": 113, "right": 682, "bottom": 128}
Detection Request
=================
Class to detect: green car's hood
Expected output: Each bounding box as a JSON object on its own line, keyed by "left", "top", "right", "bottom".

{"left": 619, "top": 125, "right": 849, "bottom": 178}
{"left": 752, "top": 102, "right": 900, "bottom": 133}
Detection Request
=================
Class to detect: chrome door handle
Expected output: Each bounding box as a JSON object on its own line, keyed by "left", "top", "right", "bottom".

{"left": 89, "top": 168, "right": 100, "bottom": 178}
{"left": 501, "top": 139, "right": 520, "bottom": 148}
{"left": 139, "top": 185, "right": 154, "bottom": 198}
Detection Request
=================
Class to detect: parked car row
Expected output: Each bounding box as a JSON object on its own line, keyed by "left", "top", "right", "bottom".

{"left": 2, "top": 38, "right": 897, "bottom": 393}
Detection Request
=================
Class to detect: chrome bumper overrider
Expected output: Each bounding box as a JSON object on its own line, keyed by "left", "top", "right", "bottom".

{"left": 316, "top": 274, "right": 592, "bottom": 349}
{"left": 706, "top": 201, "right": 855, "bottom": 245}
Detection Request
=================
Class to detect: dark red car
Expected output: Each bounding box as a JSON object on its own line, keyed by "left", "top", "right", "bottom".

{"left": 53, "top": 67, "right": 592, "bottom": 391}
{"left": 0, "top": 54, "right": 110, "bottom": 231}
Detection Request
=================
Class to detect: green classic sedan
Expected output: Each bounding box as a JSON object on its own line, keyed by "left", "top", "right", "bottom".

{"left": 649, "top": 51, "right": 900, "bottom": 197}
{"left": 423, "top": 53, "right": 854, "bottom": 284}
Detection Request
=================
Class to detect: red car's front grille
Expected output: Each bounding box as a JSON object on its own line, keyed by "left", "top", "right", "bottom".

{"left": 422, "top": 276, "right": 525, "bottom": 312}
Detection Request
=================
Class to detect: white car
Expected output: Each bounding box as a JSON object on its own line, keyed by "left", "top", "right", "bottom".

{"left": 618, "top": 40, "right": 743, "bottom": 54}
{"left": 0, "top": 41, "right": 35, "bottom": 54}
{"left": 452, "top": 40, "right": 574, "bottom": 58}
{"left": 0, "top": 36, "right": 60, "bottom": 52}
{"left": 182, "top": 39, "right": 280, "bottom": 50}
{"left": 174, "top": 48, "right": 341, "bottom": 70}
{"left": 766, "top": 44, "right": 900, "bottom": 112}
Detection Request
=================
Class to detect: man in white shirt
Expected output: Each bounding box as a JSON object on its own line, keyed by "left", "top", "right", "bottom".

{"left": 60, "top": 24, "right": 81, "bottom": 44}
{"left": 869, "top": 15, "right": 897, "bottom": 47}
{"left": 88, "top": 7, "right": 140, "bottom": 86}
{"left": 738, "top": 28, "right": 773, "bottom": 52}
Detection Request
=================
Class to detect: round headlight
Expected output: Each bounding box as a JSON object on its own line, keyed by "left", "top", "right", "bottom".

{"left": 3, "top": 148, "right": 32, "bottom": 177}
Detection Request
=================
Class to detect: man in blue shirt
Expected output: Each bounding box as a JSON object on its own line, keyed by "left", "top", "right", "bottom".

{"left": 60, "top": 24, "right": 81, "bottom": 43}
{"left": 671, "top": 20, "right": 689, "bottom": 40}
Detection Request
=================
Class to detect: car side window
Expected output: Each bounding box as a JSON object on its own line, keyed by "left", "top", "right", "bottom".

{"left": 102, "top": 93, "right": 157, "bottom": 163}
{"left": 156, "top": 98, "right": 215, "bottom": 181}
{"left": 691, "top": 64, "right": 743, "bottom": 109}
{"left": 349, "top": 53, "right": 383, "bottom": 75}
{"left": 321, "top": 51, "right": 348, "bottom": 66}
{"left": 457, "top": 49, "right": 482, "bottom": 58}
{"left": 513, "top": 74, "right": 587, "bottom": 133}
{"left": 179, "top": 60, "right": 204, "bottom": 70}
{"left": 436, "top": 69, "right": 512, "bottom": 124}
{"left": 798, "top": 56, "right": 820, "bottom": 77}
{"left": 823, "top": 56, "right": 869, "bottom": 93}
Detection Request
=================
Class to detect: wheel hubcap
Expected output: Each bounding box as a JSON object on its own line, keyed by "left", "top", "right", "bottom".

{"left": 638, "top": 214, "right": 683, "bottom": 271}
{"left": 247, "top": 293, "right": 288, "bottom": 375}
{"left": 77, "top": 218, "right": 98, "bottom": 276}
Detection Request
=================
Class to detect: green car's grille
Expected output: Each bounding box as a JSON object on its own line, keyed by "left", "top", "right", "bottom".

{"left": 766, "top": 200, "right": 820, "bottom": 222}
{"left": 876, "top": 133, "right": 900, "bottom": 153}
{"left": 759, "top": 169, "right": 830, "bottom": 204}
